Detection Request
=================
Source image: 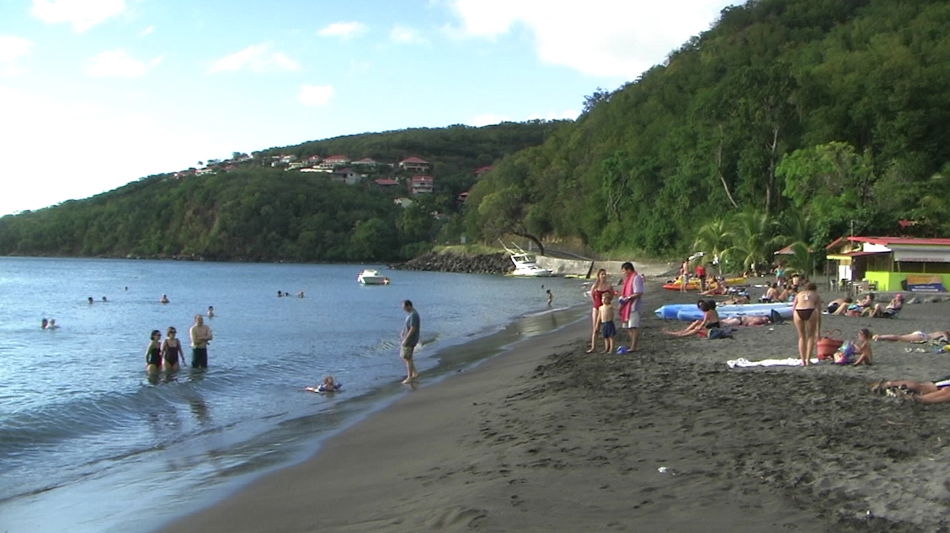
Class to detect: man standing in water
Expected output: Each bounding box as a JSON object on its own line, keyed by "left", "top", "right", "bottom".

{"left": 189, "top": 314, "right": 213, "bottom": 368}
{"left": 401, "top": 300, "right": 420, "bottom": 384}
{"left": 618, "top": 262, "right": 645, "bottom": 352}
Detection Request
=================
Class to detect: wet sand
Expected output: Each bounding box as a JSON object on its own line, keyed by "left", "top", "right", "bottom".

{"left": 159, "top": 282, "right": 950, "bottom": 532}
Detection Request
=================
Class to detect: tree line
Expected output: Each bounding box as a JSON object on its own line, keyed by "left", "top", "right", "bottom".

{"left": 0, "top": 122, "right": 564, "bottom": 261}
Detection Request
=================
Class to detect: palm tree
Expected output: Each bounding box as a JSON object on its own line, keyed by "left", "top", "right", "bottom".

{"left": 692, "top": 217, "right": 733, "bottom": 276}
{"left": 727, "top": 209, "right": 783, "bottom": 276}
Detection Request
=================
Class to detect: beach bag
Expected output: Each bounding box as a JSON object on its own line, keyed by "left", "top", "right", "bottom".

{"left": 817, "top": 329, "right": 844, "bottom": 360}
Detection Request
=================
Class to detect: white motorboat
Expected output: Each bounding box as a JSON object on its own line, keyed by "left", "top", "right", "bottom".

{"left": 509, "top": 251, "right": 553, "bottom": 277}
{"left": 357, "top": 269, "right": 391, "bottom": 285}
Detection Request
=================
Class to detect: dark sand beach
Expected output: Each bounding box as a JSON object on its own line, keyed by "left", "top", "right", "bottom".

{"left": 160, "top": 280, "right": 950, "bottom": 532}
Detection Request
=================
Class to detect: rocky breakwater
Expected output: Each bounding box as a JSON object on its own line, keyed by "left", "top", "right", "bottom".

{"left": 393, "top": 251, "right": 513, "bottom": 275}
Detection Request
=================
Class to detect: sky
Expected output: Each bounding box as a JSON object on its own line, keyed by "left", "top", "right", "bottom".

{"left": 0, "top": 0, "right": 739, "bottom": 216}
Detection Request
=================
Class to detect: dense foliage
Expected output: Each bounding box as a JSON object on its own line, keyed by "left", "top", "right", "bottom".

{"left": 465, "top": 0, "right": 950, "bottom": 272}
{"left": 0, "top": 122, "right": 563, "bottom": 261}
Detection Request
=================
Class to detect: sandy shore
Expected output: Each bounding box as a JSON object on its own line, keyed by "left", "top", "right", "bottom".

{"left": 159, "top": 281, "right": 950, "bottom": 532}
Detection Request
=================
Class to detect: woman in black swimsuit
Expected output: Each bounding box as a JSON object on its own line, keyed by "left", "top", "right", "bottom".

{"left": 161, "top": 327, "right": 184, "bottom": 371}
{"left": 145, "top": 330, "right": 162, "bottom": 373}
{"left": 793, "top": 282, "right": 821, "bottom": 366}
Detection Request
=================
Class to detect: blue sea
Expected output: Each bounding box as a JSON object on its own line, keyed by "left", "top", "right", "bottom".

{"left": 0, "top": 257, "right": 587, "bottom": 532}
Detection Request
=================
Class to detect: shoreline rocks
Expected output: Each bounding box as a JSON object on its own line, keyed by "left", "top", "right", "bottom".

{"left": 392, "top": 251, "right": 513, "bottom": 275}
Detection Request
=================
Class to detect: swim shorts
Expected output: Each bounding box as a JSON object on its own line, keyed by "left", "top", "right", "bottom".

{"left": 401, "top": 344, "right": 416, "bottom": 360}
{"left": 622, "top": 311, "right": 641, "bottom": 329}
{"left": 602, "top": 321, "right": 616, "bottom": 338}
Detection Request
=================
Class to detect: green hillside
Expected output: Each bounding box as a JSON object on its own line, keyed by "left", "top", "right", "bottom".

{"left": 0, "top": 122, "right": 563, "bottom": 261}
{"left": 465, "top": 0, "right": 950, "bottom": 272}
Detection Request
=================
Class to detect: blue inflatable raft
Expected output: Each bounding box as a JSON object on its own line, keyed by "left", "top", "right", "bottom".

{"left": 655, "top": 302, "right": 794, "bottom": 321}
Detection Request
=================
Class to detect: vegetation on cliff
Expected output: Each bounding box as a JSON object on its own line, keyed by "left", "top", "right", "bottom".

{"left": 465, "top": 0, "right": 950, "bottom": 272}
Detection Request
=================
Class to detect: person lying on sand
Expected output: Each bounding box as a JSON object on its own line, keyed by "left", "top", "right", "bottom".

{"left": 871, "top": 377, "right": 950, "bottom": 404}
{"left": 720, "top": 315, "right": 772, "bottom": 327}
{"left": 825, "top": 297, "right": 852, "bottom": 315}
{"left": 873, "top": 330, "right": 950, "bottom": 344}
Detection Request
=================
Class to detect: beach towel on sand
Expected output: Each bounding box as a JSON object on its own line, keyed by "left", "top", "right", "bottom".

{"left": 727, "top": 357, "right": 820, "bottom": 368}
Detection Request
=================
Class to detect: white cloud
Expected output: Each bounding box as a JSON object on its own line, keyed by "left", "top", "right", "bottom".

{"left": 446, "top": 0, "right": 735, "bottom": 78}
{"left": 31, "top": 0, "right": 127, "bottom": 33}
{"left": 139, "top": 25, "right": 155, "bottom": 38}
{"left": 0, "top": 85, "right": 232, "bottom": 215}
{"left": 208, "top": 43, "right": 301, "bottom": 74}
{"left": 85, "top": 50, "right": 162, "bottom": 78}
{"left": 0, "top": 36, "right": 33, "bottom": 76}
{"left": 298, "top": 84, "right": 334, "bottom": 107}
{"left": 469, "top": 113, "right": 510, "bottom": 127}
{"left": 317, "top": 21, "right": 367, "bottom": 39}
{"left": 390, "top": 25, "right": 427, "bottom": 45}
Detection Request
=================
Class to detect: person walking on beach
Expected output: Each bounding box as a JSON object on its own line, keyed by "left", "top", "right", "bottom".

{"left": 401, "top": 300, "right": 420, "bottom": 384}
{"left": 618, "top": 262, "right": 645, "bottom": 352}
{"left": 189, "top": 315, "right": 213, "bottom": 369}
{"left": 792, "top": 281, "right": 821, "bottom": 366}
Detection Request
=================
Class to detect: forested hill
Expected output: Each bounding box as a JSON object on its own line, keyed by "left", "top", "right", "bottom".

{"left": 0, "top": 122, "right": 563, "bottom": 261}
{"left": 465, "top": 0, "right": 950, "bottom": 273}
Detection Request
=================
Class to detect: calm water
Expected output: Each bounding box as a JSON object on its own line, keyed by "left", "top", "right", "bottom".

{"left": 0, "top": 257, "right": 587, "bottom": 532}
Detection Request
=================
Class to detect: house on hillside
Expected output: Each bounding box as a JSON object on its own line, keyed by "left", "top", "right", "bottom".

{"left": 374, "top": 178, "right": 399, "bottom": 188}
{"left": 825, "top": 235, "right": 950, "bottom": 291}
{"left": 330, "top": 168, "right": 363, "bottom": 185}
{"left": 409, "top": 175, "right": 434, "bottom": 195}
{"left": 398, "top": 156, "right": 431, "bottom": 173}
{"left": 317, "top": 154, "right": 350, "bottom": 171}
{"left": 352, "top": 157, "right": 379, "bottom": 167}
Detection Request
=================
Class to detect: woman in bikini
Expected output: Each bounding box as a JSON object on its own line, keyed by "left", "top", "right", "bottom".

{"left": 792, "top": 282, "right": 821, "bottom": 366}
{"left": 586, "top": 269, "right": 612, "bottom": 353}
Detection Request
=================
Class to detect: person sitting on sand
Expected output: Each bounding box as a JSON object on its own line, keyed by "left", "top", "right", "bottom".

{"left": 699, "top": 279, "right": 727, "bottom": 296}
{"left": 873, "top": 330, "right": 950, "bottom": 345}
{"left": 871, "top": 377, "right": 950, "bottom": 404}
{"left": 826, "top": 297, "right": 853, "bottom": 315}
{"left": 862, "top": 293, "right": 904, "bottom": 318}
{"left": 598, "top": 291, "right": 617, "bottom": 353}
{"left": 663, "top": 300, "right": 720, "bottom": 337}
{"left": 760, "top": 283, "right": 780, "bottom": 303}
{"left": 833, "top": 328, "right": 873, "bottom": 366}
{"left": 306, "top": 375, "right": 342, "bottom": 393}
{"left": 844, "top": 293, "right": 874, "bottom": 316}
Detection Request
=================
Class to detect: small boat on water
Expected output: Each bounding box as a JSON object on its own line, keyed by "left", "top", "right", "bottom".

{"left": 357, "top": 269, "right": 391, "bottom": 285}
{"left": 502, "top": 243, "right": 553, "bottom": 277}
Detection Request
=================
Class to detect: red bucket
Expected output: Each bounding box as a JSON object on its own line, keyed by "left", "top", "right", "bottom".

{"left": 817, "top": 330, "right": 843, "bottom": 360}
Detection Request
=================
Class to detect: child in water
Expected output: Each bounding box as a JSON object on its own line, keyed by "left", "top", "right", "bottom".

{"left": 598, "top": 291, "right": 617, "bottom": 353}
{"left": 306, "top": 375, "right": 342, "bottom": 393}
